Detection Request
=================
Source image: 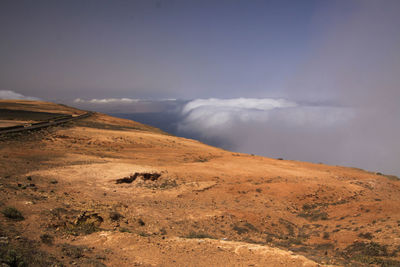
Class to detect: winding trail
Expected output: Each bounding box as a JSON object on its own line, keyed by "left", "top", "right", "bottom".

{"left": 0, "top": 111, "right": 93, "bottom": 134}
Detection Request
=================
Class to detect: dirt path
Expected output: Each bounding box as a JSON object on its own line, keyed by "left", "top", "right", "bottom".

{"left": 0, "top": 111, "right": 93, "bottom": 134}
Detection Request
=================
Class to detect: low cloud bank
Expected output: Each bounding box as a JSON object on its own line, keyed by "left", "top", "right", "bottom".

{"left": 177, "top": 98, "right": 356, "bottom": 162}
{"left": 180, "top": 98, "right": 296, "bottom": 129}
{"left": 74, "top": 98, "right": 140, "bottom": 104}
{"left": 0, "top": 90, "right": 39, "bottom": 100}
{"left": 182, "top": 98, "right": 297, "bottom": 113}
{"left": 177, "top": 98, "right": 399, "bottom": 176}
{"left": 71, "top": 96, "right": 399, "bottom": 176}
{"left": 179, "top": 98, "right": 351, "bottom": 129}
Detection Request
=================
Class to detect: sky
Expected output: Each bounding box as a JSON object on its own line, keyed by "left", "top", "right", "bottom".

{"left": 1, "top": 0, "right": 399, "bottom": 176}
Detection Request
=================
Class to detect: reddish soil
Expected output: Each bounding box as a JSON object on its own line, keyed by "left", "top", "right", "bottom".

{"left": 1, "top": 100, "right": 399, "bottom": 266}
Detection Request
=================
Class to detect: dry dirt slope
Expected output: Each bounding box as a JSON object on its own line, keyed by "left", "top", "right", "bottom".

{"left": 0, "top": 100, "right": 400, "bottom": 266}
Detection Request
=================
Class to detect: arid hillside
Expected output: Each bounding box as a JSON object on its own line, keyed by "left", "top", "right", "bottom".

{"left": 1, "top": 100, "right": 400, "bottom": 266}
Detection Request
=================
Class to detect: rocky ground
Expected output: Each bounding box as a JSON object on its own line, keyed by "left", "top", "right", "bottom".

{"left": 1, "top": 100, "right": 400, "bottom": 266}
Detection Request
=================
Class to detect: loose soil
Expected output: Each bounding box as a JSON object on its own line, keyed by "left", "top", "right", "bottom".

{"left": 1, "top": 100, "right": 400, "bottom": 266}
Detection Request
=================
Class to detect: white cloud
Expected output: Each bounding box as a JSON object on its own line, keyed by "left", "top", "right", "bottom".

{"left": 178, "top": 98, "right": 353, "bottom": 131}
{"left": 182, "top": 98, "right": 296, "bottom": 114}
{"left": 179, "top": 98, "right": 297, "bottom": 129}
{"left": 177, "top": 98, "right": 358, "bottom": 168}
{"left": 73, "top": 98, "right": 140, "bottom": 104}
{"left": 0, "top": 90, "right": 40, "bottom": 100}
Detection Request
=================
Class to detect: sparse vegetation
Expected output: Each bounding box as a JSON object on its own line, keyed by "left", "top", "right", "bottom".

{"left": 65, "top": 212, "right": 103, "bottom": 235}
{"left": 109, "top": 211, "right": 123, "bottom": 221}
{"left": 194, "top": 157, "right": 209, "bottom": 162}
{"left": 138, "top": 231, "right": 151, "bottom": 237}
{"left": 345, "top": 241, "right": 388, "bottom": 257}
{"left": 298, "top": 204, "right": 328, "bottom": 221}
{"left": 322, "top": 232, "right": 330, "bottom": 239}
{"left": 1, "top": 101, "right": 400, "bottom": 266}
{"left": 343, "top": 241, "right": 400, "bottom": 265}
{"left": 0, "top": 248, "right": 26, "bottom": 267}
{"left": 274, "top": 235, "right": 306, "bottom": 248}
{"left": 313, "top": 243, "right": 334, "bottom": 250}
{"left": 119, "top": 227, "right": 131, "bottom": 233}
{"left": 233, "top": 225, "right": 249, "bottom": 235}
{"left": 40, "top": 233, "right": 54, "bottom": 245}
{"left": 184, "top": 231, "right": 214, "bottom": 239}
{"left": 159, "top": 179, "right": 178, "bottom": 189}
{"left": 137, "top": 218, "right": 145, "bottom": 226}
{"left": 278, "top": 218, "right": 295, "bottom": 237}
{"left": 61, "top": 243, "right": 87, "bottom": 258}
{"left": 2, "top": 206, "right": 24, "bottom": 221}
{"left": 0, "top": 237, "right": 59, "bottom": 266}
{"left": 358, "top": 232, "right": 373, "bottom": 240}
{"left": 243, "top": 222, "right": 258, "bottom": 232}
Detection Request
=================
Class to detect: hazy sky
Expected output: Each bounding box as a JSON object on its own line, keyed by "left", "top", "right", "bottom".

{"left": 1, "top": 0, "right": 399, "bottom": 175}
{"left": 0, "top": 0, "right": 369, "bottom": 100}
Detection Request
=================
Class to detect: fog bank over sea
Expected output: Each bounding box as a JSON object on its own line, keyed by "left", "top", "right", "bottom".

{"left": 70, "top": 97, "right": 399, "bottom": 177}
{"left": 1, "top": 88, "right": 398, "bottom": 177}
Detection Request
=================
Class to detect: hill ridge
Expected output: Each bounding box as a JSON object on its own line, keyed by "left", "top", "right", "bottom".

{"left": 0, "top": 100, "right": 399, "bottom": 266}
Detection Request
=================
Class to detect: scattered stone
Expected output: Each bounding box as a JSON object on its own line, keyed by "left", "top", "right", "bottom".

{"left": 116, "top": 172, "right": 161, "bottom": 184}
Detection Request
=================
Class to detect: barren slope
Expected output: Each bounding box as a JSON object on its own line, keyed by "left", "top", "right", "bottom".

{"left": 1, "top": 101, "right": 399, "bottom": 266}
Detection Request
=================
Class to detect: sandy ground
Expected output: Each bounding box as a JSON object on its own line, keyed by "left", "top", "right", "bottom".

{"left": 0, "top": 101, "right": 399, "bottom": 266}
